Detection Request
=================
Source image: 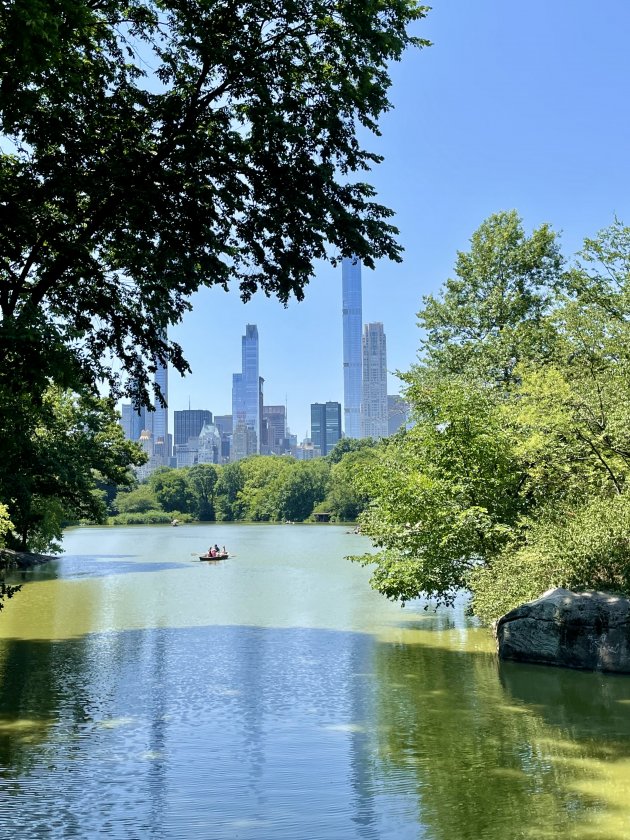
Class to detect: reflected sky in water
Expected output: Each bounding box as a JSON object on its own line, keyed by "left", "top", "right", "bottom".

{"left": 0, "top": 524, "right": 629, "bottom": 838}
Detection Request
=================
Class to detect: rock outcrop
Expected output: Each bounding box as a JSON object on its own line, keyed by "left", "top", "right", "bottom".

{"left": 0, "top": 548, "right": 54, "bottom": 570}
{"left": 495, "top": 588, "right": 630, "bottom": 673}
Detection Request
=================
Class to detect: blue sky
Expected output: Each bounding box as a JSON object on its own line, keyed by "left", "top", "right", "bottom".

{"left": 170, "top": 0, "right": 630, "bottom": 440}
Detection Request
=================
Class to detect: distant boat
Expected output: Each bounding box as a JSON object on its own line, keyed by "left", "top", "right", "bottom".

{"left": 171, "top": 519, "right": 180, "bottom": 527}
{"left": 199, "top": 553, "right": 229, "bottom": 561}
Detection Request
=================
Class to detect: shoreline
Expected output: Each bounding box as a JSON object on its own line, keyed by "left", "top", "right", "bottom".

{"left": 0, "top": 548, "right": 55, "bottom": 570}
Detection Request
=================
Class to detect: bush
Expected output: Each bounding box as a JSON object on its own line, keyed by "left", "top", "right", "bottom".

{"left": 109, "top": 510, "right": 185, "bottom": 525}
{"left": 470, "top": 494, "right": 630, "bottom": 623}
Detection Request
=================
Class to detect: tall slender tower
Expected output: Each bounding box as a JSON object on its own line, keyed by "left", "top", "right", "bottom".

{"left": 232, "top": 324, "right": 261, "bottom": 456}
{"left": 361, "top": 322, "right": 388, "bottom": 439}
{"left": 151, "top": 326, "right": 170, "bottom": 463}
{"left": 342, "top": 257, "right": 362, "bottom": 438}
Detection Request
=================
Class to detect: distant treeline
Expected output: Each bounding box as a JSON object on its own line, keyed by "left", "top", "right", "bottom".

{"left": 109, "top": 439, "right": 378, "bottom": 525}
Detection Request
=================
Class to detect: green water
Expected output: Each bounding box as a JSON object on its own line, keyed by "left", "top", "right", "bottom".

{"left": 1, "top": 524, "right": 630, "bottom": 838}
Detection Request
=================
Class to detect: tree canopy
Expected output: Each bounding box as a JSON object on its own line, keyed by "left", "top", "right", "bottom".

{"left": 354, "top": 213, "right": 630, "bottom": 621}
{"left": 2, "top": 389, "right": 144, "bottom": 551}
{"left": 0, "top": 0, "right": 429, "bottom": 407}
{"left": 111, "top": 451, "right": 364, "bottom": 524}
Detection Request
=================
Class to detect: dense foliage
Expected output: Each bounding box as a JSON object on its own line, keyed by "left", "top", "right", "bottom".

{"left": 111, "top": 447, "right": 377, "bottom": 525}
{"left": 1, "top": 388, "right": 144, "bottom": 552}
{"left": 354, "top": 212, "right": 630, "bottom": 622}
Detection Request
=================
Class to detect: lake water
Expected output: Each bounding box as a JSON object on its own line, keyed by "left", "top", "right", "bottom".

{"left": 1, "top": 523, "right": 630, "bottom": 839}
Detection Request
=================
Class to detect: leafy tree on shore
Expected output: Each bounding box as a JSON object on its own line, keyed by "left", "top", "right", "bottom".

{"left": 323, "top": 445, "right": 378, "bottom": 520}
{"left": 471, "top": 223, "right": 630, "bottom": 620}
{"left": 273, "top": 459, "right": 330, "bottom": 522}
{"left": 188, "top": 464, "right": 220, "bottom": 521}
{"left": 353, "top": 214, "right": 630, "bottom": 619}
{"left": 149, "top": 468, "right": 197, "bottom": 514}
{"left": 417, "top": 210, "right": 562, "bottom": 386}
{"left": 214, "top": 462, "right": 246, "bottom": 521}
{"left": 235, "top": 456, "right": 293, "bottom": 521}
{"left": 0, "top": 504, "right": 12, "bottom": 547}
{"left": 354, "top": 376, "right": 525, "bottom": 604}
{"left": 327, "top": 437, "right": 378, "bottom": 464}
{"left": 3, "top": 389, "right": 143, "bottom": 551}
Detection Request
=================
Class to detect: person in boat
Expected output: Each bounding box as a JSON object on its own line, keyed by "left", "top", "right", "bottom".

{"left": 208, "top": 546, "right": 216, "bottom": 557}
{"left": 213, "top": 544, "right": 220, "bottom": 556}
{"left": 222, "top": 546, "right": 227, "bottom": 556}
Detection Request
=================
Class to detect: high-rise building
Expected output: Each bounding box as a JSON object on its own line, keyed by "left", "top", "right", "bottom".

{"left": 120, "top": 349, "right": 169, "bottom": 472}
{"left": 263, "top": 405, "right": 287, "bottom": 453}
{"left": 232, "top": 373, "right": 244, "bottom": 425}
{"left": 120, "top": 403, "right": 144, "bottom": 442}
{"left": 197, "top": 422, "right": 222, "bottom": 464}
{"left": 153, "top": 354, "right": 169, "bottom": 460}
{"left": 361, "top": 322, "right": 388, "bottom": 439}
{"left": 232, "top": 324, "right": 261, "bottom": 455}
{"left": 325, "top": 401, "right": 342, "bottom": 453}
{"left": 175, "top": 437, "right": 200, "bottom": 468}
{"left": 293, "top": 438, "right": 321, "bottom": 460}
{"left": 136, "top": 429, "right": 154, "bottom": 480}
{"left": 214, "top": 415, "right": 233, "bottom": 463}
{"left": 310, "top": 401, "right": 342, "bottom": 456}
{"left": 172, "top": 409, "right": 213, "bottom": 467}
{"left": 342, "top": 257, "right": 362, "bottom": 438}
{"left": 214, "top": 415, "right": 233, "bottom": 436}
{"left": 231, "top": 421, "right": 257, "bottom": 462}
{"left": 174, "top": 410, "right": 213, "bottom": 447}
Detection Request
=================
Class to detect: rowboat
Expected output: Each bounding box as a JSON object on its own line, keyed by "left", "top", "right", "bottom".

{"left": 199, "top": 553, "right": 229, "bottom": 561}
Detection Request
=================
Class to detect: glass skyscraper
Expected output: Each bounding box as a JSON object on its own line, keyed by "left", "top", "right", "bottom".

{"left": 232, "top": 324, "right": 261, "bottom": 455}
{"left": 342, "top": 257, "right": 362, "bottom": 438}
{"left": 263, "top": 405, "right": 287, "bottom": 453}
{"left": 361, "top": 322, "right": 388, "bottom": 439}
{"left": 311, "top": 402, "right": 342, "bottom": 456}
{"left": 173, "top": 410, "right": 213, "bottom": 447}
{"left": 152, "top": 350, "right": 169, "bottom": 459}
{"left": 120, "top": 403, "right": 144, "bottom": 442}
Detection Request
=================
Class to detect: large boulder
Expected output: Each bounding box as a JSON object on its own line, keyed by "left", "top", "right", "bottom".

{"left": 495, "top": 588, "right": 630, "bottom": 673}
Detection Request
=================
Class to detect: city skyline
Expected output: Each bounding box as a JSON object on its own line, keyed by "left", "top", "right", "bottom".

{"left": 153, "top": 262, "right": 400, "bottom": 445}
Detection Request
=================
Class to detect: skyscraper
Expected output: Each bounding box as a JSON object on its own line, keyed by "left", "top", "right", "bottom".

{"left": 174, "top": 410, "right": 213, "bottom": 447}
{"left": 263, "top": 405, "right": 287, "bottom": 454}
{"left": 361, "top": 322, "right": 388, "bottom": 439}
{"left": 151, "top": 330, "right": 170, "bottom": 460}
{"left": 342, "top": 257, "right": 362, "bottom": 438}
{"left": 120, "top": 403, "right": 144, "bottom": 442}
{"left": 311, "top": 402, "right": 342, "bottom": 456}
{"left": 231, "top": 324, "right": 261, "bottom": 456}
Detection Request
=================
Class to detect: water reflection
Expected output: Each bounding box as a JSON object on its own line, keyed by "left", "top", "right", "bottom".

{"left": 0, "top": 626, "right": 414, "bottom": 839}
{"left": 25, "top": 555, "right": 185, "bottom": 581}
{"left": 2, "top": 525, "right": 630, "bottom": 838}
{"left": 372, "top": 635, "right": 630, "bottom": 840}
